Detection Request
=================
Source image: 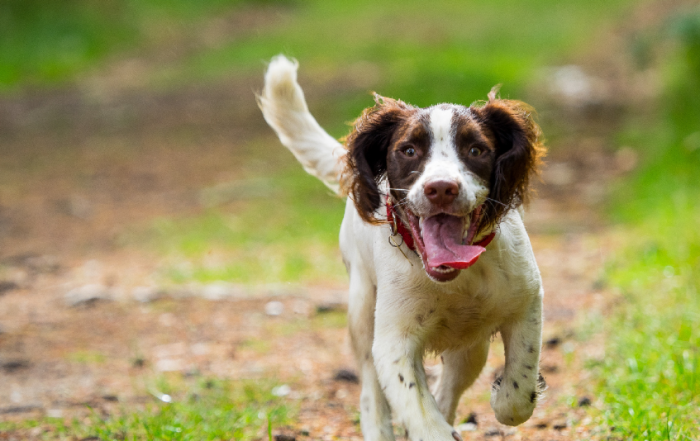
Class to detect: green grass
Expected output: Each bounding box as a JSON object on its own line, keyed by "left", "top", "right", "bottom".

{"left": 590, "top": 8, "right": 700, "bottom": 440}
{"left": 0, "top": 0, "right": 266, "bottom": 91}
{"left": 156, "top": 0, "right": 639, "bottom": 130}
{"left": 0, "top": 377, "right": 292, "bottom": 440}
{"left": 131, "top": 166, "right": 347, "bottom": 285}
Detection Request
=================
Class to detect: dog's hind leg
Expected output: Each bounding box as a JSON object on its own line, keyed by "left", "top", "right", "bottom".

{"left": 431, "top": 340, "right": 490, "bottom": 424}
{"left": 348, "top": 270, "right": 395, "bottom": 441}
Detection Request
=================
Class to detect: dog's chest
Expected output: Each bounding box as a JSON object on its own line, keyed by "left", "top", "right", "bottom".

{"left": 418, "top": 267, "right": 521, "bottom": 351}
{"left": 422, "top": 293, "right": 499, "bottom": 351}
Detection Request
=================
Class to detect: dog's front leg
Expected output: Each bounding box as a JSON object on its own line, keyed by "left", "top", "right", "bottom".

{"left": 490, "top": 290, "right": 544, "bottom": 426}
{"left": 373, "top": 300, "right": 461, "bottom": 441}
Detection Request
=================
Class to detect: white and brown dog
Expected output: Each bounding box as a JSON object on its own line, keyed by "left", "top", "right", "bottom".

{"left": 258, "top": 55, "right": 546, "bottom": 441}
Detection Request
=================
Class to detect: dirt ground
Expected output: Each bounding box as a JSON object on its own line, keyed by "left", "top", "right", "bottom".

{"left": 0, "top": 12, "right": 646, "bottom": 439}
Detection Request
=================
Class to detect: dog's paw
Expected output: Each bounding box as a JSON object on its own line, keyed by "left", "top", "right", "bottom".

{"left": 404, "top": 417, "right": 461, "bottom": 441}
{"left": 490, "top": 374, "right": 544, "bottom": 426}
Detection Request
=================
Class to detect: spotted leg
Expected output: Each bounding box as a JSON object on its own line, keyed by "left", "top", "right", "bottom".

{"left": 372, "top": 293, "right": 461, "bottom": 441}
{"left": 348, "top": 268, "right": 395, "bottom": 441}
{"left": 490, "top": 292, "right": 544, "bottom": 426}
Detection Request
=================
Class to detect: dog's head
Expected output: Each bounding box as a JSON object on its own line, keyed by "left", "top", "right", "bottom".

{"left": 344, "top": 90, "right": 544, "bottom": 282}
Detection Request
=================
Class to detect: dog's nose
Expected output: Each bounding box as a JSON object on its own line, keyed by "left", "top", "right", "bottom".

{"left": 424, "top": 180, "right": 459, "bottom": 205}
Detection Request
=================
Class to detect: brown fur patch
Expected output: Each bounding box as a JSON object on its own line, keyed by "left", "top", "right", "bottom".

{"left": 343, "top": 94, "right": 416, "bottom": 224}
{"left": 470, "top": 97, "right": 545, "bottom": 227}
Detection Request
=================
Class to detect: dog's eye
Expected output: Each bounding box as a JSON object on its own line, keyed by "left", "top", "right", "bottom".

{"left": 468, "top": 147, "right": 482, "bottom": 157}
{"left": 403, "top": 146, "right": 416, "bottom": 157}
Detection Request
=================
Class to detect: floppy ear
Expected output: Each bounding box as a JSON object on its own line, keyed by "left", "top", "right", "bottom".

{"left": 344, "top": 94, "right": 414, "bottom": 224}
{"left": 473, "top": 93, "right": 545, "bottom": 225}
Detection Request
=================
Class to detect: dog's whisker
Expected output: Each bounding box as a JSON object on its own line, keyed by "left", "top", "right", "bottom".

{"left": 485, "top": 197, "right": 507, "bottom": 208}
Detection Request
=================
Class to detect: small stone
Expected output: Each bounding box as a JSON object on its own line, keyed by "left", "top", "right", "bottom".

{"left": 265, "top": 301, "right": 284, "bottom": 316}
{"left": 316, "top": 302, "right": 345, "bottom": 313}
{"left": 333, "top": 369, "right": 359, "bottom": 384}
{"left": 578, "top": 396, "right": 592, "bottom": 407}
{"left": 463, "top": 412, "right": 477, "bottom": 425}
{"left": 545, "top": 337, "right": 562, "bottom": 349}
{"left": 456, "top": 423, "right": 477, "bottom": 432}
{"left": 0, "top": 281, "right": 19, "bottom": 295}
{"left": 132, "top": 286, "right": 163, "bottom": 303}
{"left": 64, "top": 284, "right": 112, "bottom": 307}
{"left": 46, "top": 408, "right": 63, "bottom": 418}
{"left": 155, "top": 359, "right": 187, "bottom": 372}
{"left": 1, "top": 360, "right": 30, "bottom": 373}
{"left": 541, "top": 364, "right": 559, "bottom": 373}
{"left": 271, "top": 384, "right": 291, "bottom": 397}
{"left": 0, "top": 405, "right": 42, "bottom": 415}
{"left": 201, "top": 283, "right": 235, "bottom": 300}
{"left": 553, "top": 420, "right": 568, "bottom": 430}
{"left": 484, "top": 428, "right": 501, "bottom": 437}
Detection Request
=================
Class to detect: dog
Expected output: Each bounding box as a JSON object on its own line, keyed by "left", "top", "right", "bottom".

{"left": 258, "top": 55, "right": 546, "bottom": 441}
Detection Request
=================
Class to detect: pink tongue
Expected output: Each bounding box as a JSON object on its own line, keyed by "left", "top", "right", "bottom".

{"left": 422, "top": 214, "right": 486, "bottom": 269}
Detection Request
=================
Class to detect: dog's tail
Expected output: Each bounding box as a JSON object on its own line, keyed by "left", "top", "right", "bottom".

{"left": 257, "top": 55, "right": 347, "bottom": 195}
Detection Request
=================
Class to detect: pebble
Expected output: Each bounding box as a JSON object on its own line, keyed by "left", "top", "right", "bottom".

{"left": 155, "top": 359, "right": 187, "bottom": 372}
{"left": 0, "top": 281, "right": 19, "bottom": 295}
{"left": 271, "top": 384, "right": 291, "bottom": 397}
{"left": 463, "top": 411, "right": 477, "bottom": 425}
{"left": 1, "top": 360, "right": 30, "bottom": 373}
{"left": 64, "top": 284, "right": 113, "bottom": 307}
{"left": 46, "top": 408, "right": 63, "bottom": 418}
{"left": 456, "top": 423, "right": 477, "bottom": 432}
{"left": 316, "top": 302, "right": 346, "bottom": 313}
{"left": 553, "top": 420, "right": 568, "bottom": 430}
{"left": 545, "top": 336, "right": 562, "bottom": 348}
{"left": 484, "top": 428, "right": 501, "bottom": 437}
{"left": 265, "top": 301, "right": 284, "bottom": 316}
{"left": 132, "top": 286, "right": 164, "bottom": 303}
{"left": 333, "top": 369, "right": 359, "bottom": 384}
{"left": 578, "top": 396, "right": 592, "bottom": 407}
{"left": 201, "top": 283, "right": 237, "bottom": 300}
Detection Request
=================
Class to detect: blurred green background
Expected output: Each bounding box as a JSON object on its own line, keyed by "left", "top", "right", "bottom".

{"left": 1, "top": 0, "right": 699, "bottom": 439}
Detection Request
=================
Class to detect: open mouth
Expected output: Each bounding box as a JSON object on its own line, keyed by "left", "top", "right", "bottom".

{"left": 405, "top": 206, "right": 487, "bottom": 282}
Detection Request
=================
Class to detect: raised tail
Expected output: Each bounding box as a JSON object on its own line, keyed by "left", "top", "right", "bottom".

{"left": 257, "top": 55, "right": 347, "bottom": 195}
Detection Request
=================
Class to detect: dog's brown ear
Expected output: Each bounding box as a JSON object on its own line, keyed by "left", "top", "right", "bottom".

{"left": 344, "top": 94, "right": 414, "bottom": 224}
{"left": 473, "top": 94, "right": 545, "bottom": 225}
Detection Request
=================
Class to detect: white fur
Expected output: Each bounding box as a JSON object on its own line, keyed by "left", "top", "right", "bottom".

{"left": 257, "top": 55, "right": 346, "bottom": 194}
{"left": 407, "top": 106, "right": 490, "bottom": 221}
{"left": 260, "top": 56, "right": 544, "bottom": 441}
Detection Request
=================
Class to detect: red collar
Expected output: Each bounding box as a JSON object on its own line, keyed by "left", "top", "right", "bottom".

{"left": 386, "top": 202, "right": 495, "bottom": 252}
